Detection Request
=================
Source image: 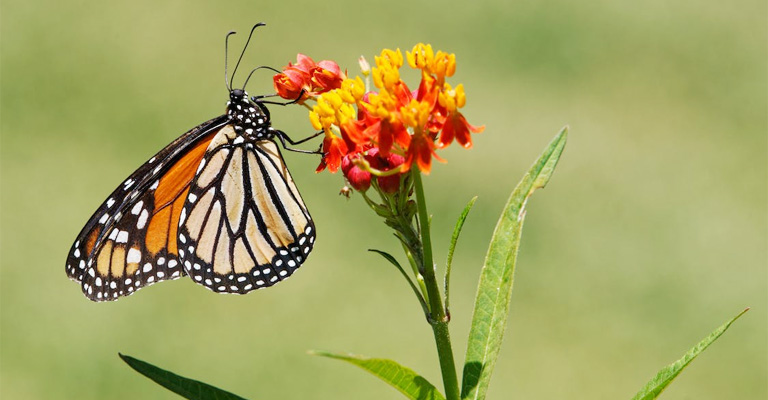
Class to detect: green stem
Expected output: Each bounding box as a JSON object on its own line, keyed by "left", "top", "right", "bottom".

{"left": 412, "top": 171, "right": 441, "bottom": 318}
{"left": 412, "top": 170, "right": 460, "bottom": 400}
{"left": 432, "top": 321, "right": 460, "bottom": 400}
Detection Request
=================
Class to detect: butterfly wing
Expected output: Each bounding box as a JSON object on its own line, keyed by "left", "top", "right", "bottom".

{"left": 177, "top": 125, "right": 316, "bottom": 294}
{"left": 66, "top": 116, "right": 229, "bottom": 301}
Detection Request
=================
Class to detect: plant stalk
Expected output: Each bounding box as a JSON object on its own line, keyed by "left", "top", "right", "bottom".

{"left": 412, "top": 170, "right": 460, "bottom": 400}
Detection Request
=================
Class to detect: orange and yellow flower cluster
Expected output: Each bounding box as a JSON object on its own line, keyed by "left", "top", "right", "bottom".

{"left": 273, "top": 44, "right": 483, "bottom": 191}
{"left": 272, "top": 54, "right": 345, "bottom": 100}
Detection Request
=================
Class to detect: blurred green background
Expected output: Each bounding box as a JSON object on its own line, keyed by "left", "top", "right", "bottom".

{"left": 1, "top": 0, "right": 765, "bottom": 399}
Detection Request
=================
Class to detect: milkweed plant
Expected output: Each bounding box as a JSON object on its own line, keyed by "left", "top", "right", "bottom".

{"left": 120, "top": 44, "right": 749, "bottom": 400}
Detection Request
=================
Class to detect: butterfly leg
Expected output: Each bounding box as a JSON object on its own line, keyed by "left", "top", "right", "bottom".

{"left": 252, "top": 89, "right": 307, "bottom": 106}
{"left": 273, "top": 130, "right": 324, "bottom": 154}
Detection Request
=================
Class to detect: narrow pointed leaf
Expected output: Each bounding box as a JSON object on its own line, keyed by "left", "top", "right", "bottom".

{"left": 311, "top": 351, "right": 446, "bottom": 400}
{"left": 370, "top": 249, "right": 429, "bottom": 315}
{"left": 631, "top": 308, "right": 749, "bottom": 400}
{"left": 445, "top": 196, "right": 478, "bottom": 314}
{"left": 119, "top": 353, "right": 249, "bottom": 400}
{"left": 462, "top": 127, "right": 568, "bottom": 400}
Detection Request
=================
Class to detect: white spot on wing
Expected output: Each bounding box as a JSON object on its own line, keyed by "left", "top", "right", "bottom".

{"left": 179, "top": 208, "right": 187, "bottom": 225}
{"left": 116, "top": 231, "right": 129, "bottom": 243}
{"left": 131, "top": 201, "right": 144, "bottom": 215}
{"left": 126, "top": 248, "right": 141, "bottom": 263}
{"left": 137, "top": 209, "right": 149, "bottom": 229}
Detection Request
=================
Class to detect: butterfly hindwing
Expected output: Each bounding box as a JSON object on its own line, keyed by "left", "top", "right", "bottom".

{"left": 66, "top": 116, "right": 228, "bottom": 301}
{"left": 177, "top": 125, "right": 316, "bottom": 294}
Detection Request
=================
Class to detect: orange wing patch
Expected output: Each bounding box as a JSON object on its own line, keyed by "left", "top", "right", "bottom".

{"left": 85, "top": 227, "right": 101, "bottom": 256}
{"left": 154, "top": 135, "right": 213, "bottom": 208}
{"left": 65, "top": 115, "right": 230, "bottom": 302}
{"left": 146, "top": 133, "right": 217, "bottom": 257}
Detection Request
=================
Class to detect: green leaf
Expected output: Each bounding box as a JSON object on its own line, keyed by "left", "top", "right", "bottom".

{"left": 311, "top": 351, "right": 446, "bottom": 400}
{"left": 369, "top": 248, "right": 429, "bottom": 315}
{"left": 119, "top": 353, "right": 249, "bottom": 400}
{"left": 461, "top": 127, "right": 568, "bottom": 400}
{"left": 444, "top": 196, "right": 478, "bottom": 316}
{"left": 631, "top": 308, "right": 750, "bottom": 400}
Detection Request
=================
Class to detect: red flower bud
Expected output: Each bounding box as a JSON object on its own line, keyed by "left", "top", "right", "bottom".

{"left": 288, "top": 54, "right": 316, "bottom": 77}
{"left": 311, "top": 60, "right": 344, "bottom": 93}
{"left": 273, "top": 69, "right": 307, "bottom": 100}
{"left": 341, "top": 155, "right": 371, "bottom": 191}
{"left": 366, "top": 148, "right": 405, "bottom": 194}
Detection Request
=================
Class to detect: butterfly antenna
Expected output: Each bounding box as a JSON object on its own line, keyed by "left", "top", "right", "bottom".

{"left": 230, "top": 23, "right": 266, "bottom": 89}
{"left": 224, "top": 31, "right": 237, "bottom": 91}
{"left": 242, "top": 65, "right": 281, "bottom": 92}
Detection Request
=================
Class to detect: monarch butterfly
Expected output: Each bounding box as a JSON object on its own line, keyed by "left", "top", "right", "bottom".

{"left": 65, "top": 24, "right": 318, "bottom": 302}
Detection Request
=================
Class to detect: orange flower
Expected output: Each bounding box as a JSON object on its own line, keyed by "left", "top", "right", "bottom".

{"left": 291, "top": 54, "right": 316, "bottom": 73}
{"left": 295, "top": 44, "right": 482, "bottom": 181}
{"left": 436, "top": 83, "right": 484, "bottom": 148}
{"left": 316, "top": 133, "right": 348, "bottom": 173}
{"left": 403, "top": 129, "right": 443, "bottom": 174}
{"left": 438, "top": 112, "right": 485, "bottom": 149}
{"left": 311, "top": 60, "right": 344, "bottom": 92}
{"left": 273, "top": 68, "right": 306, "bottom": 100}
{"left": 274, "top": 54, "right": 345, "bottom": 100}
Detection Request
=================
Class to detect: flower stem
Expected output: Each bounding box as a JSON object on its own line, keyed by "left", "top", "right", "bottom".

{"left": 412, "top": 170, "right": 460, "bottom": 400}
{"left": 432, "top": 320, "right": 460, "bottom": 400}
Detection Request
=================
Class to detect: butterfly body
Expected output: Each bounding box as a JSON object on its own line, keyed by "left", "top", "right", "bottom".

{"left": 66, "top": 89, "right": 315, "bottom": 301}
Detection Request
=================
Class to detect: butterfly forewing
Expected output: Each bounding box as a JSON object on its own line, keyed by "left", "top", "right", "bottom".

{"left": 66, "top": 116, "right": 228, "bottom": 301}
{"left": 177, "top": 125, "right": 315, "bottom": 294}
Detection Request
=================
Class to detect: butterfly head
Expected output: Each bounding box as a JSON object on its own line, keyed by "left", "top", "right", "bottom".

{"left": 226, "top": 89, "right": 271, "bottom": 138}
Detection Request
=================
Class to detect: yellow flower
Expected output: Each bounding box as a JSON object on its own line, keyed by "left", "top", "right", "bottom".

{"left": 375, "top": 48, "right": 403, "bottom": 69}
{"left": 336, "top": 102, "right": 356, "bottom": 126}
{"left": 432, "top": 51, "right": 456, "bottom": 79}
{"left": 339, "top": 77, "right": 365, "bottom": 104}
{"left": 365, "top": 91, "right": 398, "bottom": 120}
{"left": 311, "top": 91, "right": 342, "bottom": 131}
{"left": 400, "top": 99, "right": 431, "bottom": 129}
{"left": 438, "top": 83, "right": 466, "bottom": 113}
{"left": 309, "top": 108, "right": 323, "bottom": 131}
{"left": 407, "top": 44, "right": 455, "bottom": 81}
{"left": 372, "top": 64, "right": 400, "bottom": 92}
{"left": 372, "top": 49, "right": 403, "bottom": 92}
{"left": 407, "top": 43, "right": 434, "bottom": 71}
